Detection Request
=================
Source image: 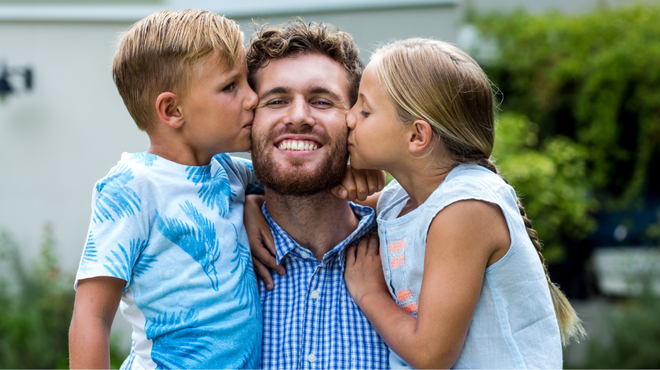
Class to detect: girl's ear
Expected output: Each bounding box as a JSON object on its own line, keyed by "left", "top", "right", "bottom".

{"left": 155, "top": 92, "right": 184, "bottom": 129}
{"left": 407, "top": 119, "right": 434, "bottom": 154}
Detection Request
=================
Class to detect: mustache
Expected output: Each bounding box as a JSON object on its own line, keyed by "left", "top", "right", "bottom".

{"left": 255, "top": 125, "right": 344, "bottom": 145}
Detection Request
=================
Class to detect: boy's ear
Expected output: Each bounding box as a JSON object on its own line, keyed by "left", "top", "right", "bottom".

{"left": 407, "top": 119, "right": 434, "bottom": 154}
{"left": 156, "top": 92, "right": 184, "bottom": 129}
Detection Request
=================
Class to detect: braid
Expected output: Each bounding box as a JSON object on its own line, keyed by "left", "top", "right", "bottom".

{"left": 476, "top": 157, "right": 586, "bottom": 346}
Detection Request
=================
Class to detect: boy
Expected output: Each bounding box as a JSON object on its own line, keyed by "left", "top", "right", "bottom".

{"left": 69, "top": 9, "right": 262, "bottom": 369}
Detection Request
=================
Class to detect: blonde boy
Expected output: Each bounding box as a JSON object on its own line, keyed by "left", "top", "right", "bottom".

{"left": 69, "top": 10, "right": 261, "bottom": 369}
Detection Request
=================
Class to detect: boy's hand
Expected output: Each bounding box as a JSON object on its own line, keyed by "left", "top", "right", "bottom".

{"left": 332, "top": 166, "right": 386, "bottom": 202}
{"left": 244, "top": 194, "right": 285, "bottom": 290}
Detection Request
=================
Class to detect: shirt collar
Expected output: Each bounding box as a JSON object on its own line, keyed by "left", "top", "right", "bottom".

{"left": 261, "top": 202, "right": 376, "bottom": 268}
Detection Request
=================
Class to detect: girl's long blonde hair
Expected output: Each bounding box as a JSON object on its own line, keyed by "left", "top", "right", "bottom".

{"left": 372, "top": 38, "right": 586, "bottom": 346}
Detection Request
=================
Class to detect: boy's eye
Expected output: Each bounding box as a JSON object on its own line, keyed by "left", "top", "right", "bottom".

{"left": 222, "top": 83, "right": 236, "bottom": 92}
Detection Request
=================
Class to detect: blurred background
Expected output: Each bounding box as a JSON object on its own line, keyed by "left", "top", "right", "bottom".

{"left": 1, "top": 0, "right": 659, "bottom": 368}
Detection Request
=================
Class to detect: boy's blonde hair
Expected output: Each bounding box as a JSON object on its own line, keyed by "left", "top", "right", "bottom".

{"left": 372, "top": 38, "right": 586, "bottom": 346}
{"left": 112, "top": 9, "right": 244, "bottom": 131}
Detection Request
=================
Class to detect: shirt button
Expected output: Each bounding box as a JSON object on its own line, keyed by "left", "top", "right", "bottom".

{"left": 300, "top": 251, "right": 309, "bottom": 259}
{"left": 385, "top": 270, "right": 390, "bottom": 279}
{"left": 308, "top": 353, "right": 317, "bottom": 363}
{"left": 310, "top": 290, "right": 320, "bottom": 300}
{"left": 379, "top": 226, "right": 385, "bottom": 233}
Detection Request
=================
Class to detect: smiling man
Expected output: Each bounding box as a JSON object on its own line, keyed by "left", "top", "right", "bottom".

{"left": 247, "top": 20, "right": 389, "bottom": 369}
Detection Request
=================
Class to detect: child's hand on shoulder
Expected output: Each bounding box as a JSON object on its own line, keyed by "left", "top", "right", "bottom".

{"left": 344, "top": 233, "right": 390, "bottom": 307}
{"left": 332, "top": 166, "right": 386, "bottom": 202}
{"left": 244, "top": 194, "right": 284, "bottom": 290}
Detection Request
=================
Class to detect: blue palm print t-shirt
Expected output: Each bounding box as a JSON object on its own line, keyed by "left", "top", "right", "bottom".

{"left": 75, "top": 152, "right": 263, "bottom": 370}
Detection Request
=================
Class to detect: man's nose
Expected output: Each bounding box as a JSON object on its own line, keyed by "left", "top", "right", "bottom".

{"left": 286, "top": 98, "right": 314, "bottom": 127}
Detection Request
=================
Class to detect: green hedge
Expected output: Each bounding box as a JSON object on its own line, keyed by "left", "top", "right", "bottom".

{"left": 474, "top": 2, "right": 660, "bottom": 211}
{"left": 493, "top": 113, "right": 597, "bottom": 262}
{"left": 0, "top": 227, "right": 127, "bottom": 369}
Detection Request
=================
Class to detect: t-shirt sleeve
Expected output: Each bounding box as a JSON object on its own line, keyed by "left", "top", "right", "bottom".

{"left": 74, "top": 163, "right": 149, "bottom": 290}
{"left": 228, "top": 155, "right": 264, "bottom": 195}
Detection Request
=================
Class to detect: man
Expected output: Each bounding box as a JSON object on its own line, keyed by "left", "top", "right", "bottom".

{"left": 246, "top": 19, "right": 390, "bottom": 369}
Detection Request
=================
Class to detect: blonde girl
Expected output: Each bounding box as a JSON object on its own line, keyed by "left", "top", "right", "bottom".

{"left": 344, "top": 38, "right": 585, "bottom": 369}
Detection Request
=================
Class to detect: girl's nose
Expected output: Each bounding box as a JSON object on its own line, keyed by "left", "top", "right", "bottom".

{"left": 346, "top": 107, "right": 357, "bottom": 130}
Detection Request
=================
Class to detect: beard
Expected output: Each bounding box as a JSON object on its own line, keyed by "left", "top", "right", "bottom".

{"left": 251, "top": 125, "right": 349, "bottom": 196}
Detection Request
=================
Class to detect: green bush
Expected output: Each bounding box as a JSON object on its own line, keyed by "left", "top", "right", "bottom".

{"left": 0, "top": 227, "right": 127, "bottom": 369}
{"left": 493, "top": 113, "right": 598, "bottom": 262}
{"left": 474, "top": 2, "right": 660, "bottom": 211}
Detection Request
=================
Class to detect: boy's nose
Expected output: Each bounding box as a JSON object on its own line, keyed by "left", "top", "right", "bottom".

{"left": 244, "top": 88, "right": 258, "bottom": 111}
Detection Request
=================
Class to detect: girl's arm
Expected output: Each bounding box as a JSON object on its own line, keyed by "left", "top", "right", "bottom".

{"left": 345, "top": 199, "right": 510, "bottom": 369}
{"left": 69, "top": 276, "right": 125, "bottom": 369}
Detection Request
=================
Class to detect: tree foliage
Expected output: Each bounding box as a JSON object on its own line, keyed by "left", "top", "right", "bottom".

{"left": 493, "top": 113, "right": 597, "bottom": 262}
{"left": 474, "top": 2, "right": 660, "bottom": 211}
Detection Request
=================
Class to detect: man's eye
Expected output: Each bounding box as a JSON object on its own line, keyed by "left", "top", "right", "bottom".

{"left": 360, "top": 111, "right": 370, "bottom": 117}
{"left": 222, "top": 83, "right": 236, "bottom": 92}
{"left": 313, "top": 100, "right": 332, "bottom": 107}
{"left": 267, "top": 99, "right": 286, "bottom": 106}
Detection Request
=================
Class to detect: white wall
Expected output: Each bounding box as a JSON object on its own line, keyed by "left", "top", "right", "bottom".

{"left": 0, "top": 3, "right": 462, "bottom": 274}
{"left": 0, "top": 21, "right": 149, "bottom": 271}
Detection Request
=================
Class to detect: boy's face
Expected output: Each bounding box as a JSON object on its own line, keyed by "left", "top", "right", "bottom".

{"left": 179, "top": 48, "right": 258, "bottom": 156}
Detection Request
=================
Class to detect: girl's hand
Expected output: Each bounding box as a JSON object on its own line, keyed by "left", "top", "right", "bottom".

{"left": 332, "top": 166, "right": 386, "bottom": 202}
{"left": 345, "top": 233, "right": 390, "bottom": 306}
{"left": 244, "top": 194, "right": 285, "bottom": 290}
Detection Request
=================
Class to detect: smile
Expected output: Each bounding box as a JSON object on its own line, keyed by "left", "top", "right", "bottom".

{"left": 276, "top": 139, "right": 320, "bottom": 151}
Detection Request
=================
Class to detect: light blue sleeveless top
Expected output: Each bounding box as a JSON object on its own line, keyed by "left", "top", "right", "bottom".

{"left": 376, "top": 164, "right": 562, "bottom": 369}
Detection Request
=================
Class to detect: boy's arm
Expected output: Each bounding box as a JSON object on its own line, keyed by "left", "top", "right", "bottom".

{"left": 228, "top": 155, "right": 264, "bottom": 195}
{"left": 69, "top": 276, "right": 126, "bottom": 369}
{"left": 244, "top": 194, "right": 284, "bottom": 290}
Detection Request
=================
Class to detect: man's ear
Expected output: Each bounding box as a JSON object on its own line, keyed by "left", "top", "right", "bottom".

{"left": 155, "top": 92, "right": 184, "bottom": 129}
{"left": 407, "top": 119, "right": 435, "bottom": 154}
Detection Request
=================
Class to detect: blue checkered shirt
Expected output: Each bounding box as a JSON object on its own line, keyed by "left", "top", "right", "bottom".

{"left": 259, "top": 202, "right": 390, "bottom": 369}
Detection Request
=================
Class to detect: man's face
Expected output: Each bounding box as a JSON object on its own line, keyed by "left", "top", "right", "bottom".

{"left": 251, "top": 53, "right": 352, "bottom": 195}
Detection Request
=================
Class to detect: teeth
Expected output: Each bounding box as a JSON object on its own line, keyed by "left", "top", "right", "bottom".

{"left": 278, "top": 140, "right": 319, "bottom": 151}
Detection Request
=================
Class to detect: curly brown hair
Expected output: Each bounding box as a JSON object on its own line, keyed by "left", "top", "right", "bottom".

{"left": 246, "top": 18, "right": 364, "bottom": 105}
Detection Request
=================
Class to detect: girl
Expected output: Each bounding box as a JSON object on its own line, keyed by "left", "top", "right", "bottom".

{"left": 344, "top": 38, "right": 585, "bottom": 369}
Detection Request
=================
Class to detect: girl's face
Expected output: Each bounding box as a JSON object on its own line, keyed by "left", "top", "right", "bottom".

{"left": 346, "top": 64, "right": 409, "bottom": 171}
